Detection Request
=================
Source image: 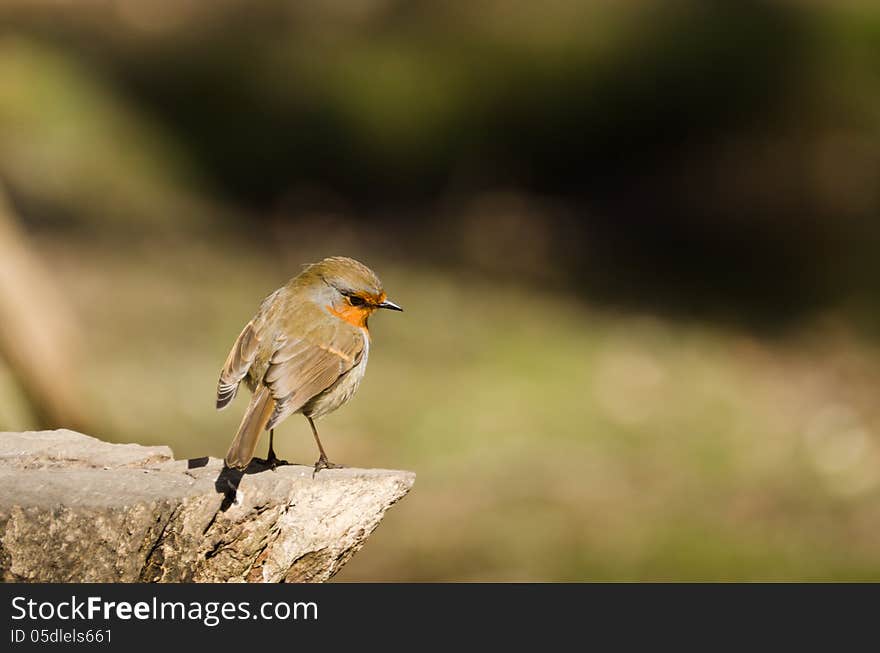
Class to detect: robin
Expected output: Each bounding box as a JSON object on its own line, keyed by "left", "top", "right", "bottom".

{"left": 216, "top": 256, "right": 402, "bottom": 474}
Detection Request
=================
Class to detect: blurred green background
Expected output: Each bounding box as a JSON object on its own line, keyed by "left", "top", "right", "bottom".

{"left": 2, "top": 0, "right": 880, "bottom": 580}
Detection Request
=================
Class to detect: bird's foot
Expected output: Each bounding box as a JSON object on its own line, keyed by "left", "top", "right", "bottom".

{"left": 312, "top": 456, "right": 344, "bottom": 478}
{"left": 253, "top": 453, "right": 290, "bottom": 471}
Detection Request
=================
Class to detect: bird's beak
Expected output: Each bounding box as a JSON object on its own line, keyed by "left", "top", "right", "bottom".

{"left": 377, "top": 299, "right": 403, "bottom": 312}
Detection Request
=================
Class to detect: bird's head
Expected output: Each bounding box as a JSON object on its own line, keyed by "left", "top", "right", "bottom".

{"left": 300, "top": 256, "right": 402, "bottom": 328}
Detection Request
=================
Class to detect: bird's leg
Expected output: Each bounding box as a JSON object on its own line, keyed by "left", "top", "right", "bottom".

{"left": 260, "top": 428, "right": 289, "bottom": 470}
{"left": 308, "top": 416, "right": 343, "bottom": 477}
{"left": 266, "top": 428, "right": 289, "bottom": 469}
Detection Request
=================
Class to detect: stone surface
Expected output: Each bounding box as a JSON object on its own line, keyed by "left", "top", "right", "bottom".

{"left": 0, "top": 430, "right": 415, "bottom": 582}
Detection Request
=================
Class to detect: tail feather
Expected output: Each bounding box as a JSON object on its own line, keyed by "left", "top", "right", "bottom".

{"left": 224, "top": 386, "right": 275, "bottom": 470}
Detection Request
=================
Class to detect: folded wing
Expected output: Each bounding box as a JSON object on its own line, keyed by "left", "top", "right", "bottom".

{"left": 264, "top": 321, "right": 365, "bottom": 430}
{"left": 216, "top": 289, "right": 281, "bottom": 410}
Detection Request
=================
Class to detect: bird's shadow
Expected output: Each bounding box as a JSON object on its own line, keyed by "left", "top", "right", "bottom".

{"left": 213, "top": 466, "right": 244, "bottom": 511}
{"left": 205, "top": 458, "right": 296, "bottom": 512}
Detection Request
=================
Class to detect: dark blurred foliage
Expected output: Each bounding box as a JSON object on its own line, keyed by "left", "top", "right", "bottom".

{"left": 2, "top": 0, "right": 880, "bottom": 327}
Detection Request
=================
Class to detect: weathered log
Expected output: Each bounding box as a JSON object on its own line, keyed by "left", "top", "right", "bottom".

{"left": 0, "top": 429, "right": 414, "bottom": 582}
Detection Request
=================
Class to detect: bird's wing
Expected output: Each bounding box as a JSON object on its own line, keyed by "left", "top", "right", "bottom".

{"left": 216, "top": 289, "right": 279, "bottom": 409}
{"left": 263, "top": 320, "right": 365, "bottom": 430}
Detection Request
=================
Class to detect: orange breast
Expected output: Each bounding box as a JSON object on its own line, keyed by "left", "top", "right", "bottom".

{"left": 326, "top": 304, "right": 371, "bottom": 329}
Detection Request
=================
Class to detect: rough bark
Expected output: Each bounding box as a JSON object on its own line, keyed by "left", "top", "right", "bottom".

{"left": 0, "top": 429, "right": 414, "bottom": 582}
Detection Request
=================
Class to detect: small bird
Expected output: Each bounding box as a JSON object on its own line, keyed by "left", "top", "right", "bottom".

{"left": 216, "top": 256, "right": 402, "bottom": 474}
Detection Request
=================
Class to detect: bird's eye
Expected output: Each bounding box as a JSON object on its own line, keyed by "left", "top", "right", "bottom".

{"left": 348, "top": 295, "right": 365, "bottom": 307}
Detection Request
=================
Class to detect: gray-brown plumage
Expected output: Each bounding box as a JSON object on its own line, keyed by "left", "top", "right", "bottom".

{"left": 216, "top": 257, "right": 402, "bottom": 472}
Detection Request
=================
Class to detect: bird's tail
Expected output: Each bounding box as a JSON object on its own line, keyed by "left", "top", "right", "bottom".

{"left": 224, "top": 385, "right": 275, "bottom": 470}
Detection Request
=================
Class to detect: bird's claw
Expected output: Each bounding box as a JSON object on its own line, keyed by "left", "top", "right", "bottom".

{"left": 312, "top": 456, "right": 344, "bottom": 478}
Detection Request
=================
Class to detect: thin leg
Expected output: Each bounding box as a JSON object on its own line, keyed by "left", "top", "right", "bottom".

{"left": 263, "top": 428, "right": 288, "bottom": 470}
{"left": 308, "top": 416, "right": 343, "bottom": 476}
{"left": 267, "top": 428, "right": 277, "bottom": 459}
